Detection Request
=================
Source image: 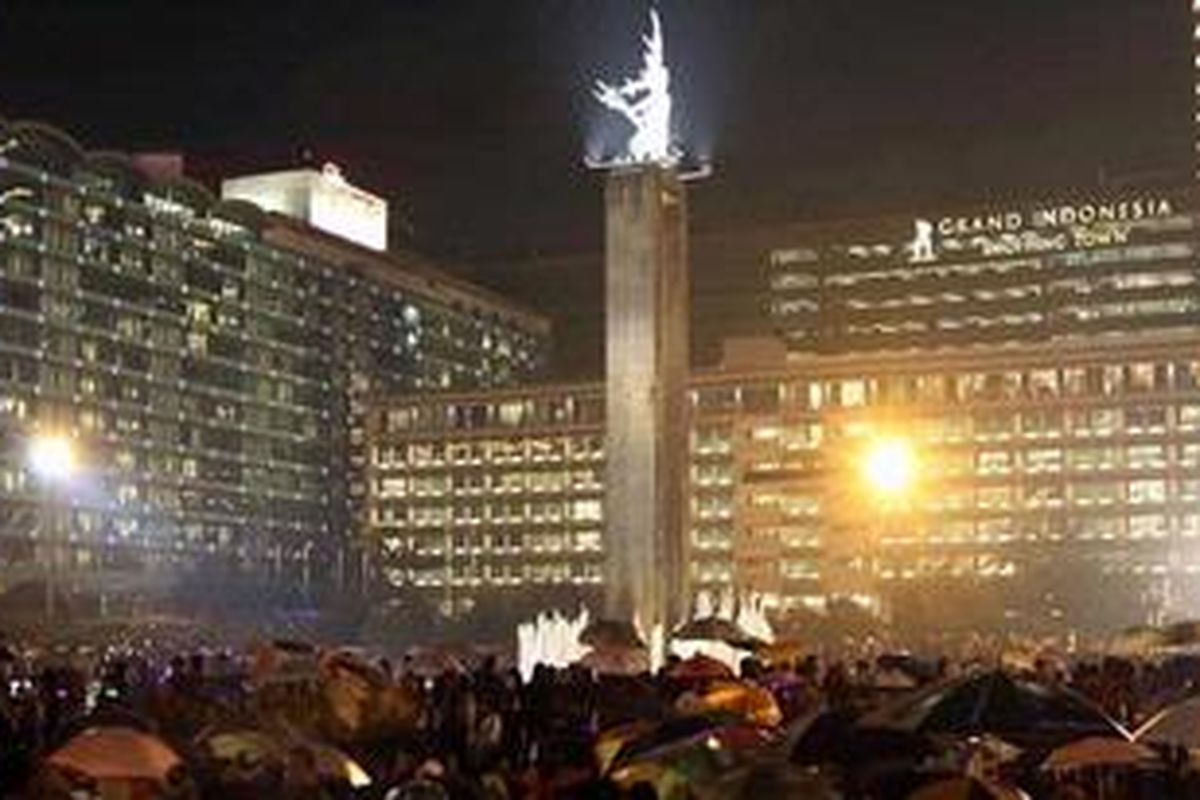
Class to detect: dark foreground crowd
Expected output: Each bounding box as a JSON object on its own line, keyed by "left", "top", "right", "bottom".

{"left": 3, "top": 635, "right": 1200, "bottom": 799}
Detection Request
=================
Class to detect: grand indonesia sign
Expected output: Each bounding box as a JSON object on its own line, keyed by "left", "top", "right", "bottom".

{"left": 935, "top": 198, "right": 1175, "bottom": 237}
{"left": 908, "top": 196, "right": 1178, "bottom": 263}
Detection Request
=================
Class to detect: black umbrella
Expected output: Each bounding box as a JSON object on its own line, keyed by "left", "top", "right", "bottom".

{"left": 580, "top": 619, "right": 644, "bottom": 649}
{"left": 271, "top": 638, "right": 317, "bottom": 654}
{"left": 792, "top": 708, "right": 935, "bottom": 768}
{"left": 714, "top": 761, "right": 841, "bottom": 799}
{"left": 608, "top": 713, "right": 740, "bottom": 772}
{"left": 673, "top": 617, "right": 764, "bottom": 650}
{"left": 1163, "top": 620, "right": 1200, "bottom": 648}
{"left": 861, "top": 669, "right": 1127, "bottom": 751}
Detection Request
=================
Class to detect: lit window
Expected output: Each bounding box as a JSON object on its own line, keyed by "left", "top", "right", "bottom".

{"left": 1129, "top": 479, "right": 1166, "bottom": 506}
{"left": 840, "top": 380, "right": 866, "bottom": 407}
{"left": 1025, "top": 449, "right": 1063, "bottom": 473}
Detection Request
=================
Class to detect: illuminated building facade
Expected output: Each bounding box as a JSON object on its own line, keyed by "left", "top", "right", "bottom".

{"left": 370, "top": 186, "right": 1200, "bottom": 633}
{"left": 370, "top": 329, "right": 1200, "bottom": 632}
{"left": 0, "top": 119, "right": 548, "bottom": 605}
{"left": 767, "top": 192, "right": 1196, "bottom": 356}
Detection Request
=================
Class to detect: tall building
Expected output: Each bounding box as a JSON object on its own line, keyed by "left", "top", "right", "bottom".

{"left": 0, "top": 119, "right": 548, "bottom": 610}
{"left": 367, "top": 185, "right": 1200, "bottom": 634}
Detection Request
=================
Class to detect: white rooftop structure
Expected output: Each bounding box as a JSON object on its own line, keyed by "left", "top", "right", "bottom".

{"left": 221, "top": 163, "right": 388, "bottom": 252}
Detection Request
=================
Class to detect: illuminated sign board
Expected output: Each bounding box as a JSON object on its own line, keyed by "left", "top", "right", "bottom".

{"left": 906, "top": 197, "right": 1178, "bottom": 263}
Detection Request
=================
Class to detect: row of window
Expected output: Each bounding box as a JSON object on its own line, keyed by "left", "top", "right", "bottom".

{"left": 374, "top": 499, "right": 604, "bottom": 526}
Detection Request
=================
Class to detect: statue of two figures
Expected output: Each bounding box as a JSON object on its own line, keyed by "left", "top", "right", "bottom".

{"left": 592, "top": 9, "right": 680, "bottom": 167}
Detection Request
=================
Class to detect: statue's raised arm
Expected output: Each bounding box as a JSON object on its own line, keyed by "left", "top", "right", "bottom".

{"left": 590, "top": 8, "right": 677, "bottom": 167}
{"left": 593, "top": 80, "right": 634, "bottom": 116}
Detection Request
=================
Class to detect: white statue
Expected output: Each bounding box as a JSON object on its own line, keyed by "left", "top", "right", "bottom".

{"left": 909, "top": 218, "right": 937, "bottom": 263}
{"left": 592, "top": 9, "right": 678, "bottom": 166}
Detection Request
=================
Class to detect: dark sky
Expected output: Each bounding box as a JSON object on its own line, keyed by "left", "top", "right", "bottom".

{"left": 0, "top": 0, "right": 1189, "bottom": 257}
{"left": 0, "top": 1, "right": 1192, "bottom": 375}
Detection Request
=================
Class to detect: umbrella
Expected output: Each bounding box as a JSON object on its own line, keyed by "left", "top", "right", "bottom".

{"left": 580, "top": 619, "right": 644, "bottom": 649}
{"left": 1110, "top": 625, "right": 1169, "bottom": 656}
{"left": 402, "top": 647, "right": 466, "bottom": 678}
{"left": 607, "top": 715, "right": 736, "bottom": 773}
{"left": 64, "top": 706, "right": 156, "bottom": 737}
{"left": 198, "top": 729, "right": 283, "bottom": 765}
{"left": 251, "top": 639, "right": 321, "bottom": 685}
{"left": 48, "top": 727, "right": 181, "bottom": 783}
{"left": 860, "top": 669, "right": 1128, "bottom": 750}
{"left": 609, "top": 724, "right": 769, "bottom": 797}
{"left": 792, "top": 712, "right": 935, "bottom": 770}
{"left": 673, "top": 617, "right": 763, "bottom": 649}
{"left": 578, "top": 645, "right": 650, "bottom": 676}
{"left": 595, "top": 721, "right": 655, "bottom": 774}
{"left": 756, "top": 639, "right": 807, "bottom": 668}
{"left": 874, "top": 668, "right": 919, "bottom": 690}
{"left": 321, "top": 649, "right": 388, "bottom": 687}
{"left": 908, "top": 776, "right": 1030, "bottom": 799}
{"left": 668, "top": 654, "right": 736, "bottom": 682}
{"left": 680, "top": 681, "right": 783, "bottom": 728}
{"left": 303, "top": 741, "right": 373, "bottom": 788}
{"left": 1163, "top": 620, "right": 1200, "bottom": 648}
{"left": 271, "top": 638, "right": 318, "bottom": 654}
{"left": 712, "top": 761, "right": 841, "bottom": 799}
{"left": 1042, "top": 736, "right": 1159, "bottom": 772}
{"left": 1135, "top": 694, "right": 1200, "bottom": 748}
{"left": 966, "top": 734, "right": 1024, "bottom": 770}
{"left": 877, "top": 653, "right": 940, "bottom": 684}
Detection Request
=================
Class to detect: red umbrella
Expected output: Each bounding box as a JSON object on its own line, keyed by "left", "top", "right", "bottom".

{"left": 48, "top": 727, "right": 181, "bottom": 783}
{"left": 668, "top": 654, "right": 736, "bottom": 682}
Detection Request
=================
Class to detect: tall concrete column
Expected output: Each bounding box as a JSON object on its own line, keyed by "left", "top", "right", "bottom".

{"left": 604, "top": 165, "right": 690, "bottom": 637}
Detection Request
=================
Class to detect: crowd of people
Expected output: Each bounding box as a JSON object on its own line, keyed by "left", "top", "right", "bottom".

{"left": 2, "top": 627, "right": 1200, "bottom": 799}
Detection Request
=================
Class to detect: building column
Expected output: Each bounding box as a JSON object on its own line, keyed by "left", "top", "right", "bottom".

{"left": 603, "top": 165, "right": 690, "bottom": 637}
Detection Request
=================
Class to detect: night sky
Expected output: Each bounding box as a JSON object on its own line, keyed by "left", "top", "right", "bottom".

{"left": 0, "top": 0, "right": 1192, "bottom": 373}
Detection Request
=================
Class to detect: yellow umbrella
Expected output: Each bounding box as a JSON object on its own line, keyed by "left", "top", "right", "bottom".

{"left": 595, "top": 721, "right": 654, "bottom": 774}
{"left": 685, "top": 681, "right": 782, "bottom": 728}
{"left": 756, "top": 639, "right": 806, "bottom": 668}
{"left": 200, "top": 730, "right": 283, "bottom": 764}
{"left": 304, "top": 741, "right": 373, "bottom": 789}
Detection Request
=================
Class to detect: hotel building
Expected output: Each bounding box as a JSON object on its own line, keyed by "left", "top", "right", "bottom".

{"left": 0, "top": 119, "right": 548, "bottom": 606}
{"left": 368, "top": 187, "right": 1200, "bottom": 633}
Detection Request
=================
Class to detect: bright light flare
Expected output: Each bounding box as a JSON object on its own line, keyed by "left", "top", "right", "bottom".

{"left": 862, "top": 438, "right": 917, "bottom": 498}
{"left": 28, "top": 434, "right": 75, "bottom": 482}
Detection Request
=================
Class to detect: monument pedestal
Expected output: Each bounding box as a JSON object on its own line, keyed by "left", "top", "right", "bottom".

{"left": 603, "top": 165, "right": 690, "bottom": 641}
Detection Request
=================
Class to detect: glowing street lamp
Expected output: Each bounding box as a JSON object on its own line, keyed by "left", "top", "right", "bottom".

{"left": 28, "top": 433, "right": 77, "bottom": 622}
{"left": 852, "top": 435, "right": 920, "bottom": 622}
{"left": 28, "top": 434, "right": 76, "bottom": 483}
{"left": 862, "top": 437, "right": 917, "bottom": 499}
